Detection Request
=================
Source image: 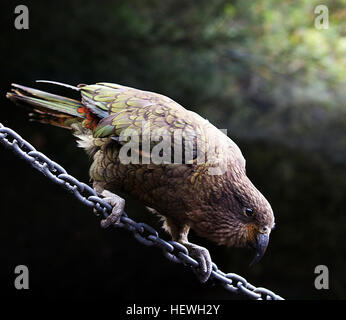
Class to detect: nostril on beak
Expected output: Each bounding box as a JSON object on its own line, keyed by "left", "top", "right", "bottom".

{"left": 260, "top": 226, "right": 269, "bottom": 234}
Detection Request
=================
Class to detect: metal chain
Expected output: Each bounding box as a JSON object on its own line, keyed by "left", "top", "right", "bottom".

{"left": 0, "top": 122, "right": 284, "bottom": 300}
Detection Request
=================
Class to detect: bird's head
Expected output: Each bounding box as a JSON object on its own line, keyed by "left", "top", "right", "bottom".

{"left": 228, "top": 175, "right": 275, "bottom": 266}
{"left": 193, "top": 170, "right": 275, "bottom": 266}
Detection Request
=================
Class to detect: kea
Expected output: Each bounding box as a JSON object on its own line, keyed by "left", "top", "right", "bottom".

{"left": 6, "top": 80, "right": 275, "bottom": 282}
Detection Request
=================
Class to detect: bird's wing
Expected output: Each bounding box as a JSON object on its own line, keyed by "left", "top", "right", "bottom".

{"left": 80, "top": 83, "right": 207, "bottom": 152}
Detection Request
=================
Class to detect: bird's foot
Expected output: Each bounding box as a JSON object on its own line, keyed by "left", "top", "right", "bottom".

{"left": 182, "top": 242, "right": 212, "bottom": 283}
{"left": 95, "top": 190, "right": 125, "bottom": 228}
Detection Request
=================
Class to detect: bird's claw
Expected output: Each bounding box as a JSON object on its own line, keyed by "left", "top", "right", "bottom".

{"left": 183, "top": 242, "right": 212, "bottom": 283}
{"left": 94, "top": 190, "right": 125, "bottom": 228}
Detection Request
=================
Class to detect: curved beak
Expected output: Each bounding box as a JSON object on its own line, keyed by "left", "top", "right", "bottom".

{"left": 249, "top": 232, "right": 270, "bottom": 267}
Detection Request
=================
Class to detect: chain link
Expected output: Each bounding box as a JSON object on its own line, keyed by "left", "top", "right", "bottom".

{"left": 0, "top": 122, "right": 284, "bottom": 300}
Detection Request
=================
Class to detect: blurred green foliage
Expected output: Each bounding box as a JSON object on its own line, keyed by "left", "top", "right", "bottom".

{"left": 3, "top": 0, "right": 345, "bottom": 159}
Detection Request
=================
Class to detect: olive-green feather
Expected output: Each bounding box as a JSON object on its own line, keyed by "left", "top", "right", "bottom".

{"left": 79, "top": 83, "right": 201, "bottom": 145}
{"left": 7, "top": 84, "right": 83, "bottom": 117}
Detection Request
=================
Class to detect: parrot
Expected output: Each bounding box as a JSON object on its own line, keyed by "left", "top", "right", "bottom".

{"left": 6, "top": 80, "right": 275, "bottom": 283}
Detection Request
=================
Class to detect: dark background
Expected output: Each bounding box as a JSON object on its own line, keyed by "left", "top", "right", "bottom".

{"left": 0, "top": 0, "right": 345, "bottom": 300}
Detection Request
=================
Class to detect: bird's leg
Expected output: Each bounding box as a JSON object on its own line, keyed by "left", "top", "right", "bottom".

{"left": 93, "top": 183, "right": 125, "bottom": 228}
{"left": 181, "top": 241, "right": 213, "bottom": 283}
{"left": 166, "top": 218, "right": 212, "bottom": 283}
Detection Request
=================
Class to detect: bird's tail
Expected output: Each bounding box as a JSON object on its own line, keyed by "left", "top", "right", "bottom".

{"left": 6, "top": 82, "right": 95, "bottom": 130}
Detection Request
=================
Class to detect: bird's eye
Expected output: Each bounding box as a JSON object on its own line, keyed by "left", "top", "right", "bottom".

{"left": 244, "top": 207, "right": 254, "bottom": 217}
